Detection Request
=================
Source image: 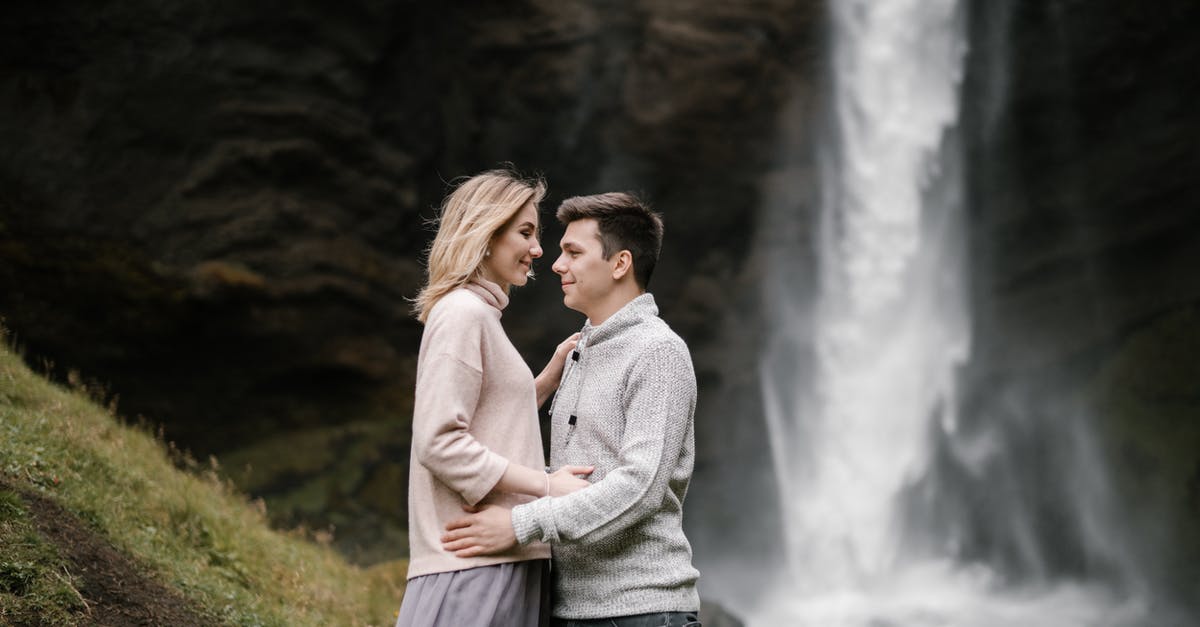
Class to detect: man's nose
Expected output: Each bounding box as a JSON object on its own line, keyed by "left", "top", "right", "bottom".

{"left": 552, "top": 254, "right": 567, "bottom": 275}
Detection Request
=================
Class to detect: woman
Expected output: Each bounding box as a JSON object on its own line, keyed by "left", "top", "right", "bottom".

{"left": 398, "top": 170, "right": 591, "bottom": 627}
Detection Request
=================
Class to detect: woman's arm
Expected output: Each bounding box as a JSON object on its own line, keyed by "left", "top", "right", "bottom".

{"left": 416, "top": 353, "right": 590, "bottom": 502}
{"left": 491, "top": 461, "right": 595, "bottom": 498}
{"left": 534, "top": 332, "right": 581, "bottom": 407}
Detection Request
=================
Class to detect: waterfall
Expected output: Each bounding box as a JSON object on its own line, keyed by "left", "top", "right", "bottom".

{"left": 753, "top": 1, "right": 1152, "bottom": 625}
{"left": 761, "top": 0, "right": 969, "bottom": 589}
{"left": 801, "top": 0, "right": 970, "bottom": 586}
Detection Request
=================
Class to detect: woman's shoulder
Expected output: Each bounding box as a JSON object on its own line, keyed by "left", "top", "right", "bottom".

{"left": 427, "top": 287, "right": 494, "bottom": 326}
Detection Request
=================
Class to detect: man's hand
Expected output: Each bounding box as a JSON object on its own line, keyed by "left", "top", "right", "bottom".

{"left": 441, "top": 504, "right": 517, "bottom": 557}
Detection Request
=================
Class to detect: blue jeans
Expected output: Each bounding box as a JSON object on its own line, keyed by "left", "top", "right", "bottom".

{"left": 551, "top": 612, "right": 701, "bottom": 627}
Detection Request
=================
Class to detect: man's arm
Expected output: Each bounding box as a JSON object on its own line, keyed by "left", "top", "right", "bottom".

{"left": 443, "top": 342, "right": 695, "bottom": 554}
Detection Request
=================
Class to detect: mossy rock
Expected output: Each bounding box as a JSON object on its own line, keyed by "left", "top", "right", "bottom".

{"left": 218, "top": 420, "right": 411, "bottom": 563}
{"left": 1092, "top": 304, "right": 1200, "bottom": 602}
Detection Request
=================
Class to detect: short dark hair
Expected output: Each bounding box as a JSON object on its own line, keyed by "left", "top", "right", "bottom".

{"left": 556, "top": 192, "right": 664, "bottom": 289}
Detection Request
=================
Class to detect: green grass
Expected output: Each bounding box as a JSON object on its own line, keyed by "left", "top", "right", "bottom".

{"left": 0, "top": 334, "right": 406, "bottom": 625}
{"left": 0, "top": 488, "right": 87, "bottom": 624}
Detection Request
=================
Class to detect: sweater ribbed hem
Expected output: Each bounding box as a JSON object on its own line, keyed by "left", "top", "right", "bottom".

{"left": 406, "top": 545, "right": 551, "bottom": 580}
{"left": 551, "top": 588, "right": 700, "bottom": 620}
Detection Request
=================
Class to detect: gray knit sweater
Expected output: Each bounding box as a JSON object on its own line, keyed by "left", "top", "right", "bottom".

{"left": 510, "top": 293, "right": 700, "bottom": 619}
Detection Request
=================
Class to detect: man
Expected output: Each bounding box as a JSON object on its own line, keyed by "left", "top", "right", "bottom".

{"left": 441, "top": 192, "right": 702, "bottom": 627}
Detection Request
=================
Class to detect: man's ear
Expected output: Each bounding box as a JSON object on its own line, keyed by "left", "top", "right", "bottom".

{"left": 611, "top": 250, "right": 633, "bottom": 281}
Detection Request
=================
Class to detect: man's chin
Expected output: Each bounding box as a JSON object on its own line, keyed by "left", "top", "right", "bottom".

{"left": 561, "top": 295, "right": 584, "bottom": 314}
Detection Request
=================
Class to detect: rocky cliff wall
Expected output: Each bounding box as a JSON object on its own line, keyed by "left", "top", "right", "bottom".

{"left": 0, "top": 0, "right": 823, "bottom": 562}
{"left": 959, "top": 0, "right": 1200, "bottom": 608}
{"left": 3, "top": 2, "right": 1197, "bottom": 606}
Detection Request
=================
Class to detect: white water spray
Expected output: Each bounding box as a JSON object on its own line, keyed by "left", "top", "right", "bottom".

{"left": 754, "top": 1, "right": 1150, "bottom": 624}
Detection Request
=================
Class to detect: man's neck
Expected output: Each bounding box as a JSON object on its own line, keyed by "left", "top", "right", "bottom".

{"left": 585, "top": 284, "right": 644, "bottom": 327}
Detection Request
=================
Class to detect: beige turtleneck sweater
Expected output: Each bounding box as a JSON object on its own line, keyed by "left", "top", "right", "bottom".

{"left": 406, "top": 279, "right": 551, "bottom": 579}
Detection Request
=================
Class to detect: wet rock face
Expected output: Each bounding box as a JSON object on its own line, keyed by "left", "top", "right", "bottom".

{"left": 0, "top": 1, "right": 429, "bottom": 451}
{"left": 0, "top": 0, "right": 822, "bottom": 561}
{"left": 962, "top": 0, "right": 1200, "bottom": 608}
{"left": 965, "top": 0, "right": 1200, "bottom": 374}
{"left": 7, "top": 0, "right": 1194, "bottom": 598}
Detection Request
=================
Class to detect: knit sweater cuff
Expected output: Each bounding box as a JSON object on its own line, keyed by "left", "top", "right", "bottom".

{"left": 511, "top": 497, "right": 553, "bottom": 545}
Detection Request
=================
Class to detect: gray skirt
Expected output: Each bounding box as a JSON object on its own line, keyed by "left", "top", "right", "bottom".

{"left": 395, "top": 560, "right": 550, "bottom": 627}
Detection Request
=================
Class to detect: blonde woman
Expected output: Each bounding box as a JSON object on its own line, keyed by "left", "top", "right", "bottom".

{"left": 397, "top": 170, "right": 592, "bottom": 627}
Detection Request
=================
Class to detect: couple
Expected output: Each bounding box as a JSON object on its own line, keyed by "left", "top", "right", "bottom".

{"left": 397, "top": 169, "right": 702, "bottom": 627}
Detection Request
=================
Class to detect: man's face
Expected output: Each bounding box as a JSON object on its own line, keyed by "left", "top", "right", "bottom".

{"left": 552, "top": 218, "right": 615, "bottom": 317}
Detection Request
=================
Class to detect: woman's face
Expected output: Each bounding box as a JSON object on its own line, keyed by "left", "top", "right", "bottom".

{"left": 481, "top": 202, "right": 542, "bottom": 290}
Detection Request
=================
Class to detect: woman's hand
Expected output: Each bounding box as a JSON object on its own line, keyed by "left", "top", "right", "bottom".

{"left": 534, "top": 332, "right": 581, "bottom": 406}
{"left": 547, "top": 465, "right": 594, "bottom": 497}
{"left": 490, "top": 462, "right": 592, "bottom": 499}
{"left": 548, "top": 332, "right": 581, "bottom": 371}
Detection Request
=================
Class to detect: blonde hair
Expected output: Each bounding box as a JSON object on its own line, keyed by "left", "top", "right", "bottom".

{"left": 413, "top": 169, "right": 546, "bottom": 322}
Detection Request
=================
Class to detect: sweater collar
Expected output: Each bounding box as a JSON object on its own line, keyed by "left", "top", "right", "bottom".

{"left": 582, "top": 293, "right": 657, "bottom": 346}
{"left": 464, "top": 277, "right": 509, "bottom": 312}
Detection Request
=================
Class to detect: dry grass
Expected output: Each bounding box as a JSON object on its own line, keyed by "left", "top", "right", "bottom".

{"left": 0, "top": 335, "right": 406, "bottom": 626}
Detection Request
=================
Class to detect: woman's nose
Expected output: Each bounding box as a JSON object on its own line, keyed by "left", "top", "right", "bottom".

{"left": 530, "top": 241, "right": 543, "bottom": 258}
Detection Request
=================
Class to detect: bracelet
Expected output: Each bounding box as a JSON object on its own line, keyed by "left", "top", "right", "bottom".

{"left": 544, "top": 472, "right": 550, "bottom": 498}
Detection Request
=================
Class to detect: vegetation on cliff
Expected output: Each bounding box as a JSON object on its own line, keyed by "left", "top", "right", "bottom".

{"left": 0, "top": 329, "right": 405, "bottom": 625}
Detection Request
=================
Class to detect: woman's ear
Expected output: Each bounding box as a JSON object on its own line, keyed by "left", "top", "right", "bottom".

{"left": 611, "top": 250, "right": 633, "bottom": 281}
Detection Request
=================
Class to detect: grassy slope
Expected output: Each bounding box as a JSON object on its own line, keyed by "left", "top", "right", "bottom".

{"left": 0, "top": 338, "right": 406, "bottom": 625}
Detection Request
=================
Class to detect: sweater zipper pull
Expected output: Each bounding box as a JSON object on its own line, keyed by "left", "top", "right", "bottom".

{"left": 564, "top": 414, "right": 577, "bottom": 444}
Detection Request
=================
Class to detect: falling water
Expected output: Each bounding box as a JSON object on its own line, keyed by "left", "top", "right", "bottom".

{"left": 794, "top": 0, "right": 970, "bottom": 587}
{"left": 754, "top": 1, "right": 1151, "bottom": 625}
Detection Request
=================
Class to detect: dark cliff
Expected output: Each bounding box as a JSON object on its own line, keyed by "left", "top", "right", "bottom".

{"left": 1, "top": 2, "right": 1197, "bottom": 610}
{"left": 0, "top": 0, "right": 823, "bottom": 562}
{"left": 957, "top": 0, "right": 1200, "bottom": 609}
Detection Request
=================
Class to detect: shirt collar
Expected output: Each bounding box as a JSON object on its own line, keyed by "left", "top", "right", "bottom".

{"left": 464, "top": 277, "right": 509, "bottom": 312}
{"left": 582, "top": 293, "right": 657, "bottom": 346}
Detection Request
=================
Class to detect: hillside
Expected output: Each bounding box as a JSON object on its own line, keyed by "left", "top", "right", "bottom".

{"left": 0, "top": 330, "right": 406, "bottom": 626}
